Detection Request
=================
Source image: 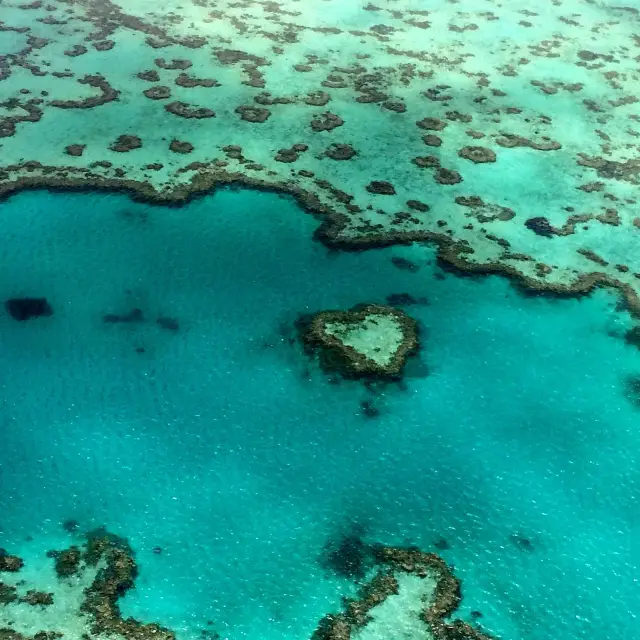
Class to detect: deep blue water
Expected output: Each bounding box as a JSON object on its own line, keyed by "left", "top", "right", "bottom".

{"left": 1, "top": 188, "right": 640, "bottom": 640}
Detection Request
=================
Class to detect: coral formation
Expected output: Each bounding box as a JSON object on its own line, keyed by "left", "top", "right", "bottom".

{"left": 235, "top": 106, "right": 271, "bottom": 123}
{"left": 51, "top": 546, "right": 81, "bottom": 578}
{"left": 1, "top": 531, "right": 175, "bottom": 640}
{"left": 20, "top": 592, "right": 53, "bottom": 607}
{"left": 458, "top": 146, "right": 497, "bottom": 164}
{"left": 109, "top": 135, "right": 142, "bottom": 153}
{"left": 143, "top": 86, "right": 171, "bottom": 100}
{"left": 435, "top": 168, "right": 463, "bottom": 185}
{"left": 137, "top": 70, "right": 160, "bottom": 82}
{"left": 64, "top": 144, "right": 85, "bottom": 157}
{"left": 0, "top": 0, "right": 639, "bottom": 316}
{"left": 165, "top": 102, "right": 215, "bottom": 119}
{"left": 169, "top": 140, "right": 194, "bottom": 154}
{"left": 301, "top": 304, "right": 419, "bottom": 379}
{"left": 0, "top": 532, "right": 492, "bottom": 639}
{"left": 312, "top": 544, "right": 494, "bottom": 640}
{"left": 0, "top": 584, "right": 18, "bottom": 604}
{"left": 325, "top": 144, "right": 356, "bottom": 160}
{"left": 311, "top": 112, "right": 344, "bottom": 132}
{"left": 366, "top": 181, "right": 396, "bottom": 195}
{"left": 80, "top": 531, "right": 175, "bottom": 640}
{"left": 0, "top": 556, "right": 23, "bottom": 574}
{"left": 175, "top": 73, "right": 218, "bottom": 88}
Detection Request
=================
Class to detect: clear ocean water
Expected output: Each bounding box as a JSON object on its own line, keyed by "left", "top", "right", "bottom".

{"left": 1, "top": 187, "right": 639, "bottom": 639}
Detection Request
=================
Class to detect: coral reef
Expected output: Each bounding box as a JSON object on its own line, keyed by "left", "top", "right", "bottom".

{"left": 0, "top": 527, "right": 496, "bottom": 640}
{"left": 312, "top": 544, "right": 494, "bottom": 640}
{"left": 366, "top": 181, "right": 396, "bottom": 195}
{"left": 64, "top": 144, "right": 85, "bottom": 157}
{"left": 169, "top": 140, "right": 194, "bottom": 154}
{"left": 0, "top": 0, "right": 640, "bottom": 314}
{"left": 235, "top": 106, "right": 271, "bottom": 123}
{"left": 0, "top": 584, "right": 18, "bottom": 604}
{"left": 80, "top": 531, "right": 175, "bottom": 640}
{"left": 110, "top": 135, "right": 142, "bottom": 153}
{"left": 20, "top": 592, "right": 53, "bottom": 607}
{"left": 0, "top": 531, "right": 176, "bottom": 640}
{"left": 51, "top": 546, "right": 81, "bottom": 578}
{"left": 458, "top": 146, "right": 497, "bottom": 164}
{"left": 143, "top": 86, "right": 171, "bottom": 100}
{"left": 325, "top": 144, "right": 356, "bottom": 161}
{"left": 311, "top": 112, "right": 344, "bottom": 132}
{"left": 165, "top": 102, "right": 215, "bottom": 119}
{"left": 301, "top": 304, "right": 419, "bottom": 379}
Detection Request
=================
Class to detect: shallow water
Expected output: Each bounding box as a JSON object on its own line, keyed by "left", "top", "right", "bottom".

{"left": 1, "top": 187, "right": 639, "bottom": 640}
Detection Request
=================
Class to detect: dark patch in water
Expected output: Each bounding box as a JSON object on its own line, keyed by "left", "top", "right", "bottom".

{"left": 5, "top": 297, "right": 53, "bottom": 321}
{"left": 156, "top": 316, "right": 179, "bottom": 332}
{"left": 391, "top": 256, "right": 420, "bottom": 272}
{"left": 403, "top": 354, "right": 429, "bottom": 379}
{"left": 363, "top": 379, "right": 384, "bottom": 395}
{"left": 624, "top": 326, "right": 640, "bottom": 350}
{"left": 62, "top": 519, "right": 79, "bottom": 533}
{"left": 276, "top": 319, "right": 297, "bottom": 344}
{"left": 615, "top": 297, "right": 632, "bottom": 314}
{"left": 152, "top": 546, "right": 162, "bottom": 554}
{"left": 433, "top": 537, "right": 450, "bottom": 550}
{"left": 119, "top": 208, "right": 149, "bottom": 223}
{"left": 385, "top": 292, "right": 429, "bottom": 306}
{"left": 294, "top": 312, "right": 314, "bottom": 334}
{"left": 300, "top": 367, "right": 311, "bottom": 380}
{"left": 525, "top": 216, "right": 555, "bottom": 237}
{"left": 509, "top": 534, "right": 534, "bottom": 551}
{"left": 320, "top": 524, "right": 370, "bottom": 580}
{"left": 360, "top": 400, "right": 380, "bottom": 418}
{"left": 623, "top": 374, "right": 640, "bottom": 408}
{"left": 103, "top": 308, "right": 144, "bottom": 324}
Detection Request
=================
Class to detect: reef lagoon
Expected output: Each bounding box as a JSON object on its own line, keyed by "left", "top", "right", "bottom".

{"left": 2, "top": 0, "right": 640, "bottom": 639}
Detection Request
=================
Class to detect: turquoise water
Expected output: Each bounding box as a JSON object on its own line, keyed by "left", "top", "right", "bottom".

{"left": 1, "top": 188, "right": 640, "bottom": 639}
